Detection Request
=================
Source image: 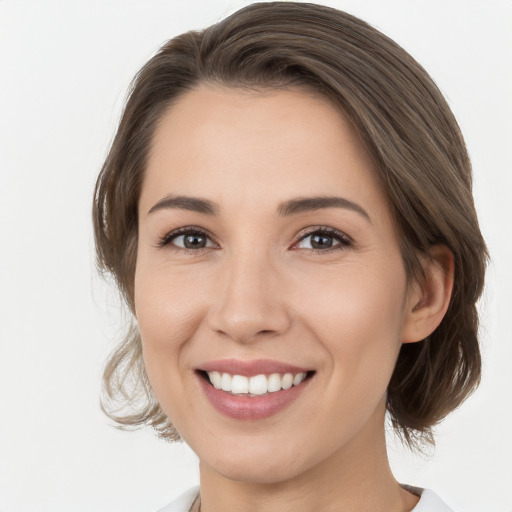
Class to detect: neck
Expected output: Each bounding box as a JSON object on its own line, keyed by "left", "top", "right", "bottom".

{"left": 196, "top": 411, "right": 419, "bottom": 512}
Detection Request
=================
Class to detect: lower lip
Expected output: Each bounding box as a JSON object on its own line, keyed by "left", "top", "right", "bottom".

{"left": 198, "top": 374, "right": 312, "bottom": 420}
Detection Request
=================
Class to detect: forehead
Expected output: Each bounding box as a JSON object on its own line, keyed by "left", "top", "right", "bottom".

{"left": 141, "top": 84, "right": 387, "bottom": 218}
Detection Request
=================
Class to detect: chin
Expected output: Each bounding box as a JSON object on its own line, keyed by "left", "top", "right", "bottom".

{"left": 191, "top": 433, "right": 310, "bottom": 485}
{"left": 209, "top": 456, "right": 305, "bottom": 485}
{"left": 205, "top": 433, "right": 351, "bottom": 488}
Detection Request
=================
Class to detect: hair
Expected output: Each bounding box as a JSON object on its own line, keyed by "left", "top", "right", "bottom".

{"left": 93, "top": 1, "right": 488, "bottom": 448}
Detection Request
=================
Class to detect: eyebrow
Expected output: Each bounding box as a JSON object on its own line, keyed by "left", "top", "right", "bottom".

{"left": 148, "top": 195, "right": 218, "bottom": 215}
{"left": 277, "top": 196, "right": 371, "bottom": 222}
{"left": 147, "top": 194, "right": 371, "bottom": 222}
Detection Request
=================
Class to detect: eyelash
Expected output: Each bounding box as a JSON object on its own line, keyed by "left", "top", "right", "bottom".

{"left": 156, "top": 226, "right": 352, "bottom": 254}
{"left": 294, "top": 227, "right": 352, "bottom": 254}
{"left": 156, "top": 226, "right": 217, "bottom": 254}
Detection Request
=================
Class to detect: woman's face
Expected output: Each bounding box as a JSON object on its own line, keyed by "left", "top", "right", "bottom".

{"left": 135, "top": 85, "right": 416, "bottom": 483}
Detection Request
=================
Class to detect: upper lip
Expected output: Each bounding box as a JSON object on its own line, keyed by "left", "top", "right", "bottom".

{"left": 198, "top": 358, "right": 312, "bottom": 377}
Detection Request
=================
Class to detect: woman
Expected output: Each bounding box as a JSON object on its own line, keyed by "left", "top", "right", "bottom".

{"left": 93, "top": 3, "right": 487, "bottom": 511}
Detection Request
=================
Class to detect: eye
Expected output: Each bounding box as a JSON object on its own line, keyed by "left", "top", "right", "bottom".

{"left": 158, "top": 227, "right": 216, "bottom": 251}
{"left": 294, "top": 227, "right": 351, "bottom": 252}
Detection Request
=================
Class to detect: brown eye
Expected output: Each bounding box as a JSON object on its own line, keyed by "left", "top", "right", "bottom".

{"left": 182, "top": 233, "right": 208, "bottom": 248}
{"left": 296, "top": 228, "right": 351, "bottom": 252}
{"left": 160, "top": 229, "right": 216, "bottom": 250}
{"left": 310, "top": 233, "right": 335, "bottom": 249}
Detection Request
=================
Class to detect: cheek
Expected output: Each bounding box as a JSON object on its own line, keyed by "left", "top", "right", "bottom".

{"left": 292, "top": 261, "right": 408, "bottom": 447}
{"left": 297, "top": 259, "right": 407, "bottom": 381}
{"left": 135, "top": 257, "right": 204, "bottom": 344}
{"left": 134, "top": 261, "right": 207, "bottom": 406}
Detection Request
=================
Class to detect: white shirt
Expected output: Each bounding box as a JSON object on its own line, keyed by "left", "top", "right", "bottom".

{"left": 155, "top": 485, "right": 455, "bottom": 511}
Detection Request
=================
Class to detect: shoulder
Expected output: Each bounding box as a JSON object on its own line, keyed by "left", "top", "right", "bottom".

{"left": 405, "top": 485, "right": 456, "bottom": 512}
{"left": 154, "top": 486, "right": 200, "bottom": 512}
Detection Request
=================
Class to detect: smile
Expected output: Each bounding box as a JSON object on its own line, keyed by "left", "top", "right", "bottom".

{"left": 206, "top": 371, "right": 308, "bottom": 395}
{"left": 196, "top": 359, "right": 315, "bottom": 420}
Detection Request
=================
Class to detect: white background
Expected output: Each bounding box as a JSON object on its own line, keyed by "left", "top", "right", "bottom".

{"left": 0, "top": 1, "right": 511, "bottom": 511}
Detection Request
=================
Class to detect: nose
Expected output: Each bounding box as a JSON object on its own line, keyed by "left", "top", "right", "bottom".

{"left": 207, "top": 249, "right": 291, "bottom": 344}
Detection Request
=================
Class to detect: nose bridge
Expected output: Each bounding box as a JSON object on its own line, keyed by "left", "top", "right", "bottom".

{"left": 208, "top": 243, "right": 290, "bottom": 343}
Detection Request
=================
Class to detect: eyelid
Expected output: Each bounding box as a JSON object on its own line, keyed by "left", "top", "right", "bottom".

{"left": 157, "top": 226, "right": 218, "bottom": 250}
{"left": 156, "top": 225, "right": 351, "bottom": 253}
{"left": 292, "top": 226, "right": 352, "bottom": 251}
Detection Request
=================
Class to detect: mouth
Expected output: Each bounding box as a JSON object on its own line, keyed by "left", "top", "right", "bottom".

{"left": 197, "top": 369, "right": 315, "bottom": 396}
{"left": 195, "top": 359, "right": 315, "bottom": 420}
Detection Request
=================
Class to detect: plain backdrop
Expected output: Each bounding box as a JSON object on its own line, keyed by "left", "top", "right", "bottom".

{"left": 1, "top": 1, "right": 511, "bottom": 511}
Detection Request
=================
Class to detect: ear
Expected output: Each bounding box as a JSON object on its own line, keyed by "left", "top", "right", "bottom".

{"left": 401, "top": 245, "right": 454, "bottom": 343}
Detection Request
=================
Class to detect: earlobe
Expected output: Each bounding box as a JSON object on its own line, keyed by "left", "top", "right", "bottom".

{"left": 401, "top": 245, "right": 454, "bottom": 343}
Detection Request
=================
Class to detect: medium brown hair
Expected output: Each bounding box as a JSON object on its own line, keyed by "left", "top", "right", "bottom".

{"left": 93, "top": 2, "right": 487, "bottom": 448}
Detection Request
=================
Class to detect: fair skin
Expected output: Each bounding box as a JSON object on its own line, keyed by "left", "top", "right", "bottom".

{"left": 135, "top": 85, "right": 453, "bottom": 512}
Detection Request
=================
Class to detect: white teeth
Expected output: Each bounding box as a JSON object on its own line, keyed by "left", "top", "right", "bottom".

{"left": 267, "top": 373, "right": 282, "bottom": 392}
{"left": 281, "top": 373, "right": 293, "bottom": 390}
{"left": 209, "top": 371, "right": 222, "bottom": 389}
{"left": 249, "top": 374, "right": 268, "bottom": 395}
{"left": 293, "top": 372, "right": 305, "bottom": 386}
{"left": 206, "top": 371, "right": 308, "bottom": 395}
{"left": 231, "top": 375, "right": 249, "bottom": 394}
{"left": 221, "top": 373, "right": 232, "bottom": 392}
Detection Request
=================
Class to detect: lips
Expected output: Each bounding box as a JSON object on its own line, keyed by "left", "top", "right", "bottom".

{"left": 196, "top": 359, "right": 314, "bottom": 420}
